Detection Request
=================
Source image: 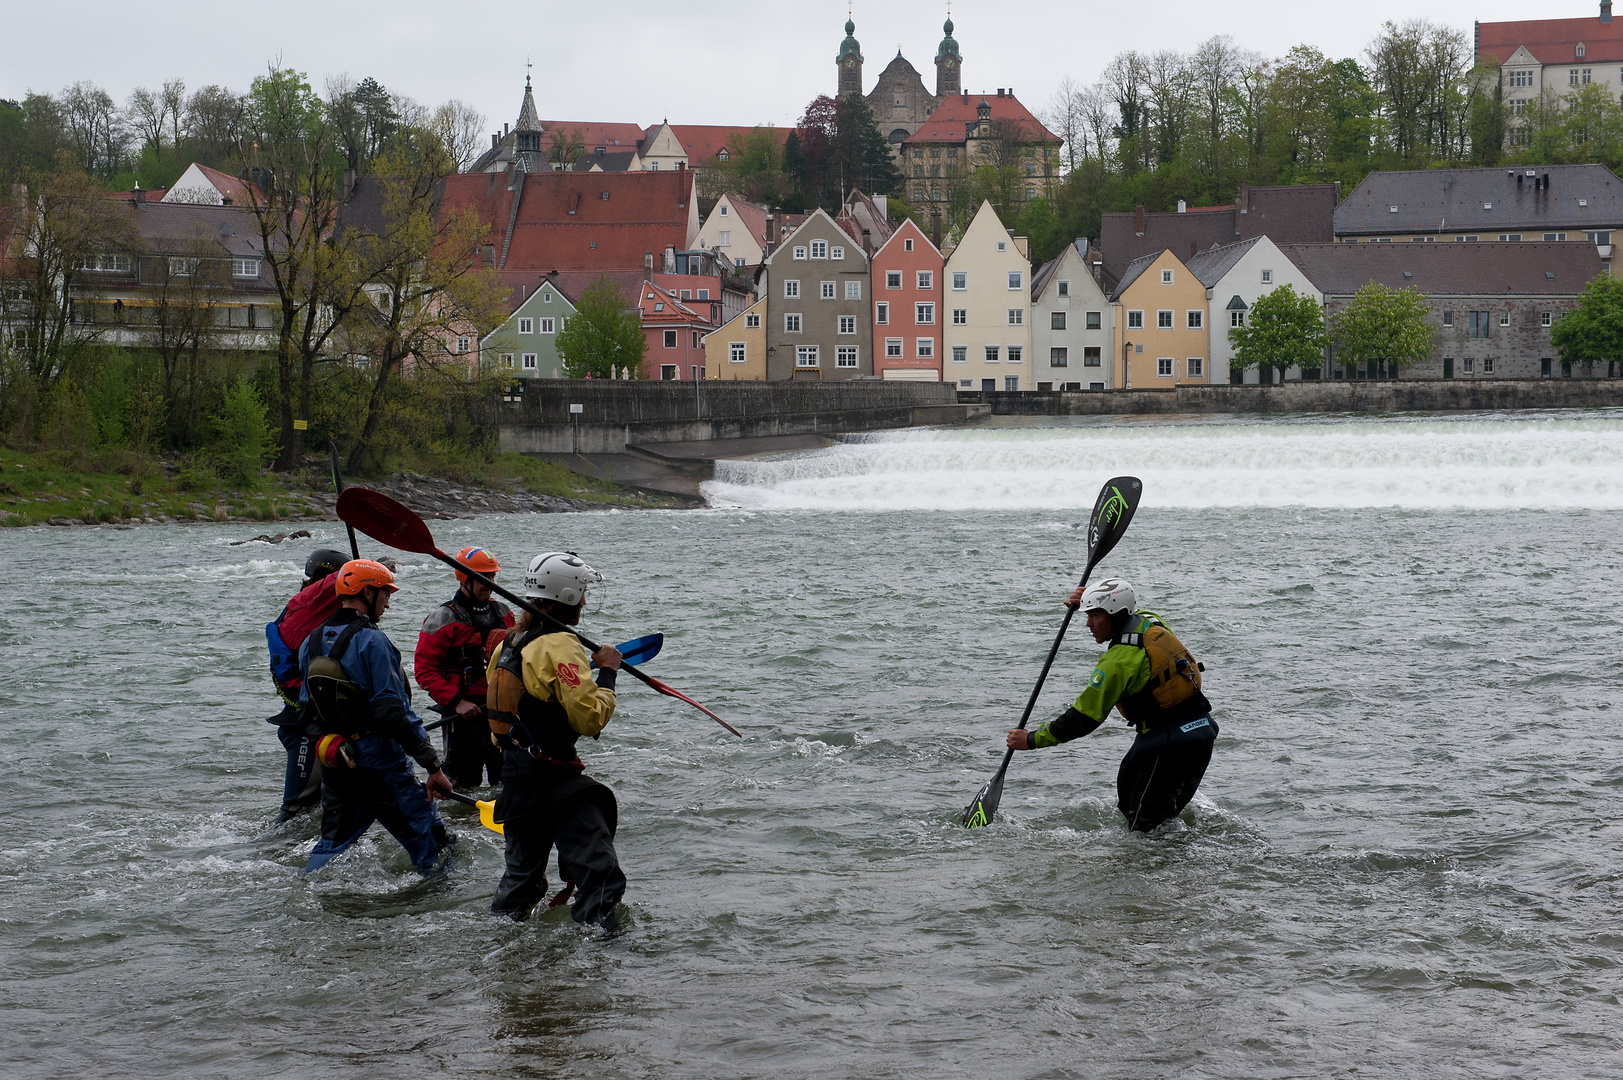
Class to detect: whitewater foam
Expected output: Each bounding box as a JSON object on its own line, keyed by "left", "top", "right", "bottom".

{"left": 701, "top": 413, "right": 1623, "bottom": 511}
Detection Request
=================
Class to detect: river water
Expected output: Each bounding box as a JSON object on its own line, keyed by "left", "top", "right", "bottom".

{"left": 3, "top": 410, "right": 1621, "bottom": 1078}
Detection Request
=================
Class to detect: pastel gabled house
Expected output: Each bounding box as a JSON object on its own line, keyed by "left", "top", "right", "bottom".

{"left": 870, "top": 218, "right": 944, "bottom": 380}
{"left": 942, "top": 200, "right": 1031, "bottom": 391}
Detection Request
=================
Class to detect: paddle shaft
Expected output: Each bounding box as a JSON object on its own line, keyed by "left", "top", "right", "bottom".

{"left": 328, "top": 441, "right": 361, "bottom": 560}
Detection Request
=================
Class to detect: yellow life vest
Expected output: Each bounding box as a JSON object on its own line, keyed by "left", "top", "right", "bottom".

{"left": 1115, "top": 611, "right": 1209, "bottom": 727}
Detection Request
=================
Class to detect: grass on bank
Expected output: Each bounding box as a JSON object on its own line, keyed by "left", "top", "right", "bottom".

{"left": 0, "top": 446, "right": 674, "bottom": 528}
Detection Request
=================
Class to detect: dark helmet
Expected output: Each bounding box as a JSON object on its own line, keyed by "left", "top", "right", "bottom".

{"left": 305, "top": 548, "right": 350, "bottom": 581}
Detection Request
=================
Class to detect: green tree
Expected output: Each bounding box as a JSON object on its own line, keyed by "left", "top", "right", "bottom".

{"left": 1330, "top": 281, "right": 1435, "bottom": 377}
{"left": 213, "top": 377, "right": 272, "bottom": 488}
{"left": 554, "top": 277, "right": 644, "bottom": 379}
{"left": 1550, "top": 273, "right": 1623, "bottom": 375}
{"left": 1229, "top": 284, "right": 1327, "bottom": 380}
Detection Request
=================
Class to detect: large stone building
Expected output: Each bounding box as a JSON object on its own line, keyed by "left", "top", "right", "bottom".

{"left": 1477, "top": 4, "right": 1623, "bottom": 146}
{"left": 836, "top": 14, "right": 963, "bottom": 164}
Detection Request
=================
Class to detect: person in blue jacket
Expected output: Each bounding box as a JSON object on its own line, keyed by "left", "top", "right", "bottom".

{"left": 299, "top": 558, "right": 455, "bottom": 873}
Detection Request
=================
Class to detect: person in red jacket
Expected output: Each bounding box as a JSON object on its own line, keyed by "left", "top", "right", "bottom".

{"left": 414, "top": 546, "right": 514, "bottom": 788}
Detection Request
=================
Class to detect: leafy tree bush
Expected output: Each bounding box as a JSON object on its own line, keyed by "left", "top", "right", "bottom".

{"left": 1550, "top": 273, "right": 1623, "bottom": 375}
{"left": 1229, "top": 285, "right": 1327, "bottom": 380}
{"left": 1330, "top": 282, "right": 1435, "bottom": 377}
{"left": 555, "top": 277, "right": 645, "bottom": 379}
{"left": 212, "top": 377, "right": 271, "bottom": 488}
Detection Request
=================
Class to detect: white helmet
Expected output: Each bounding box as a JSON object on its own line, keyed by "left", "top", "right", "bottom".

{"left": 523, "top": 551, "right": 603, "bottom": 606}
{"left": 1078, "top": 578, "right": 1135, "bottom": 615}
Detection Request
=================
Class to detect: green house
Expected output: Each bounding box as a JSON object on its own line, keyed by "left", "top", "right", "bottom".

{"left": 481, "top": 276, "right": 577, "bottom": 379}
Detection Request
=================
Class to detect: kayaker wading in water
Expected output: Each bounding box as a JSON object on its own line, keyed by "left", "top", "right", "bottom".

{"left": 1006, "top": 579, "right": 1218, "bottom": 832}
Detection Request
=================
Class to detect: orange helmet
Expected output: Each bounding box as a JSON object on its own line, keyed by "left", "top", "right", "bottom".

{"left": 454, "top": 546, "right": 500, "bottom": 583}
{"left": 334, "top": 558, "right": 399, "bottom": 596}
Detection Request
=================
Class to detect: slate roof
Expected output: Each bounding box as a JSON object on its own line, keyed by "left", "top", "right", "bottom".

{"left": 1098, "top": 184, "right": 1338, "bottom": 278}
{"left": 1185, "top": 237, "right": 1261, "bottom": 287}
{"left": 1108, "top": 250, "right": 1166, "bottom": 300}
{"left": 438, "top": 169, "right": 695, "bottom": 273}
{"left": 1477, "top": 15, "right": 1623, "bottom": 65}
{"left": 1333, "top": 164, "right": 1623, "bottom": 235}
{"left": 904, "top": 91, "right": 1060, "bottom": 145}
{"left": 127, "top": 200, "right": 278, "bottom": 258}
{"left": 1031, "top": 238, "right": 1108, "bottom": 299}
{"left": 571, "top": 150, "right": 639, "bottom": 172}
{"left": 1278, "top": 241, "right": 1605, "bottom": 296}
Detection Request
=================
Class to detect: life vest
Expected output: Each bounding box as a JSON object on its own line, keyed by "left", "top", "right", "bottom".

{"left": 441, "top": 595, "right": 507, "bottom": 688}
{"left": 1112, "top": 610, "right": 1211, "bottom": 730}
{"left": 486, "top": 628, "right": 586, "bottom": 769}
{"left": 304, "top": 618, "right": 374, "bottom": 737}
{"left": 266, "top": 609, "right": 300, "bottom": 691}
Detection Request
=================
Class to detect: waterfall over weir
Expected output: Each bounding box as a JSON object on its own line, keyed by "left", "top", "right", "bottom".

{"left": 701, "top": 411, "right": 1623, "bottom": 511}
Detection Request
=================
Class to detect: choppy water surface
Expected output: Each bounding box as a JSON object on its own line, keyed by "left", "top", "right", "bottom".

{"left": 3, "top": 410, "right": 1621, "bottom": 1079}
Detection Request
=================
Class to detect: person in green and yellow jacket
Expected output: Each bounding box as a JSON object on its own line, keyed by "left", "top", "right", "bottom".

{"left": 1007, "top": 578, "right": 1218, "bottom": 832}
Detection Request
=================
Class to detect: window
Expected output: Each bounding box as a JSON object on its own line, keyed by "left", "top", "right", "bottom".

{"left": 1586, "top": 231, "right": 1612, "bottom": 244}
{"left": 846, "top": 281, "right": 862, "bottom": 299}
{"left": 887, "top": 271, "right": 903, "bottom": 289}
{"left": 1442, "top": 310, "right": 1453, "bottom": 326}
{"left": 1007, "top": 271, "right": 1023, "bottom": 290}
{"left": 985, "top": 345, "right": 1000, "bottom": 363}
{"left": 839, "top": 315, "right": 856, "bottom": 334}
{"left": 1499, "top": 312, "right": 1510, "bottom": 327}
{"left": 1510, "top": 69, "right": 1533, "bottom": 87}
{"left": 785, "top": 313, "right": 802, "bottom": 332}
{"left": 1128, "top": 310, "right": 1144, "bottom": 329}
{"left": 1086, "top": 311, "right": 1101, "bottom": 330}
{"left": 917, "top": 271, "right": 933, "bottom": 289}
{"left": 997, "top": 241, "right": 1007, "bottom": 252}
{"left": 810, "top": 240, "right": 828, "bottom": 259}
{"left": 821, "top": 281, "right": 836, "bottom": 300}
{"left": 1161, "top": 269, "right": 1174, "bottom": 284}
{"left": 1157, "top": 357, "right": 1174, "bottom": 377}
{"left": 697, "top": 289, "right": 709, "bottom": 300}
{"left": 793, "top": 246, "right": 807, "bottom": 260}
{"left": 519, "top": 318, "right": 534, "bottom": 334}
{"left": 661, "top": 365, "right": 678, "bottom": 380}
{"left": 168, "top": 257, "right": 195, "bottom": 276}
{"left": 1187, "top": 357, "right": 1205, "bottom": 378}
{"left": 1058, "top": 280, "right": 1070, "bottom": 297}
{"left": 1052, "top": 311, "right": 1067, "bottom": 330}
{"left": 1583, "top": 68, "right": 1593, "bottom": 84}
{"left": 232, "top": 258, "right": 259, "bottom": 278}
{"left": 729, "top": 342, "right": 746, "bottom": 363}
{"left": 1008, "top": 308, "right": 1024, "bottom": 326}
{"left": 719, "top": 230, "right": 731, "bottom": 245}
{"left": 1458, "top": 235, "right": 1479, "bottom": 242}
{"left": 1083, "top": 346, "right": 1101, "bottom": 367}
{"left": 952, "top": 345, "right": 968, "bottom": 362}
{"left": 785, "top": 280, "right": 800, "bottom": 298}
{"left": 1544, "top": 233, "right": 1567, "bottom": 241}
{"left": 1005, "top": 375, "right": 1020, "bottom": 391}
{"left": 875, "top": 302, "right": 889, "bottom": 324}
{"left": 1571, "top": 69, "right": 1581, "bottom": 86}
{"left": 75, "top": 253, "right": 130, "bottom": 272}
{"left": 916, "top": 303, "right": 935, "bottom": 324}
{"left": 1261, "top": 269, "right": 1272, "bottom": 284}
{"left": 1468, "top": 311, "right": 1492, "bottom": 339}
{"left": 1231, "top": 310, "right": 1245, "bottom": 328}
{"left": 543, "top": 291, "right": 552, "bottom": 303}
{"left": 720, "top": 205, "right": 729, "bottom": 216}
{"left": 886, "top": 338, "right": 903, "bottom": 357}
{"left": 1157, "top": 310, "right": 1173, "bottom": 329}
{"left": 1542, "top": 311, "right": 1553, "bottom": 327}
{"left": 1050, "top": 347, "right": 1068, "bottom": 367}
{"left": 692, "top": 331, "right": 700, "bottom": 349}
{"left": 831, "top": 246, "right": 845, "bottom": 260}
{"left": 455, "top": 336, "right": 470, "bottom": 353}
{"left": 1484, "top": 357, "right": 1495, "bottom": 374}
{"left": 1498, "top": 234, "right": 1523, "bottom": 242}
{"left": 1187, "top": 310, "right": 1203, "bottom": 329}
{"left": 745, "top": 312, "right": 761, "bottom": 328}
{"left": 836, "top": 346, "right": 858, "bottom": 368}
{"left": 498, "top": 353, "right": 514, "bottom": 369}
{"left": 1007, "top": 346, "right": 1023, "bottom": 364}
{"left": 904, "top": 238, "right": 914, "bottom": 251}
{"left": 1464, "top": 358, "right": 1475, "bottom": 373}
{"left": 796, "top": 345, "right": 820, "bottom": 367}
{"left": 663, "top": 330, "right": 678, "bottom": 348}
{"left": 540, "top": 318, "right": 555, "bottom": 333}
{"left": 916, "top": 338, "right": 934, "bottom": 359}
{"left": 914, "top": 165, "right": 925, "bottom": 178}
{"left": 1510, "top": 99, "right": 1528, "bottom": 115}
{"left": 952, "top": 272, "right": 967, "bottom": 290}
{"left": 522, "top": 353, "right": 537, "bottom": 369}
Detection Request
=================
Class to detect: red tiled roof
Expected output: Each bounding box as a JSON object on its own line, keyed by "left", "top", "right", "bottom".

{"left": 538, "top": 121, "right": 650, "bottom": 155}
{"left": 1477, "top": 16, "right": 1623, "bottom": 65}
{"left": 905, "top": 92, "right": 1060, "bottom": 145}
{"left": 193, "top": 163, "right": 258, "bottom": 206}
{"left": 440, "top": 169, "right": 694, "bottom": 273}
{"left": 671, "top": 125, "right": 790, "bottom": 163}
{"left": 637, "top": 281, "right": 711, "bottom": 326}
{"left": 114, "top": 189, "right": 168, "bottom": 202}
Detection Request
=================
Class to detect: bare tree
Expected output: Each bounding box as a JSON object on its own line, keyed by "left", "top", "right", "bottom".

{"left": 432, "top": 100, "right": 487, "bottom": 172}
{"left": 1144, "top": 50, "right": 1192, "bottom": 169}
{"left": 185, "top": 85, "right": 245, "bottom": 159}
{"left": 1078, "top": 83, "right": 1117, "bottom": 164}
{"left": 160, "top": 79, "right": 187, "bottom": 149}
{"left": 1044, "top": 76, "right": 1086, "bottom": 172}
{"left": 127, "top": 87, "right": 170, "bottom": 152}
{"left": 1103, "top": 52, "right": 1150, "bottom": 173}
{"left": 58, "top": 82, "right": 126, "bottom": 177}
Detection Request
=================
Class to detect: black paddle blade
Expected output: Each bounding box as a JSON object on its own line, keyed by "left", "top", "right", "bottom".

{"left": 336, "top": 487, "right": 439, "bottom": 555}
{"left": 1087, "top": 476, "right": 1142, "bottom": 569}
{"left": 962, "top": 762, "right": 1008, "bottom": 828}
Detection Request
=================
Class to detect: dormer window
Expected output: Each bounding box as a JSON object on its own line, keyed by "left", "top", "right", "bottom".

{"left": 717, "top": 149, "right": 730, "bottom": 161}
{"left": 1578, "top": 42, "right": 1586, "bottom": 58}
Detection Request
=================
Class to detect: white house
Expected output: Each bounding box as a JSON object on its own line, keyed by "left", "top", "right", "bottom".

{"left": 1031, "top": 239, "right": 1118, "bottom": 390}
{"left": 942, "top": 201, "right": 1032, "bottom": 392}
{"left": 1185, "top": 235, "right": 1322, "bottom": 384}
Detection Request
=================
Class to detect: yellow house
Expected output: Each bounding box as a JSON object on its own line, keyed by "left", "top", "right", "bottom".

{"left": 704, "top": 295, "right": 767, "bottom": 380}
{"left": 1109, "top": 249, "right": 1212, "bottom": 387}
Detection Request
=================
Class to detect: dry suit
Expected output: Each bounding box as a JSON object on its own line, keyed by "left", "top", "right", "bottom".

{"left": 299, "top": 609, "right": 451, "bottom": 872}
{"left": 1029, "top": 610, "right": 1218, "bottom": 832}
{"left": 484, "top": 625, "right": 624, "bottom": 927}
{"left": 265, "top": 572, "right": 340, "bottom": 819}
{"left": 414, "top": 589, "right": 514, "bottom": 788}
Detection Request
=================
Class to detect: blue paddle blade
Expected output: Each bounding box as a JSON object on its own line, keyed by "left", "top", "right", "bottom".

{"left": 594, "top": 633, "right": 663, "bottom": 669}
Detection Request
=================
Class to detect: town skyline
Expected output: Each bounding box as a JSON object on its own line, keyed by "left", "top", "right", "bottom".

{"left": 2, "top": 0, "right": 1560, "bottom": 133}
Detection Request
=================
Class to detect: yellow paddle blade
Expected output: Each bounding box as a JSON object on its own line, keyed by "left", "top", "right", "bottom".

{"left": 477, "top": 799, "right": 503, "bottom": 835}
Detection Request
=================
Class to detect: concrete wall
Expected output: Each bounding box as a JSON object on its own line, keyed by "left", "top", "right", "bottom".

{"left": 966, "top": 378, "right": 1623, "bottom": 415}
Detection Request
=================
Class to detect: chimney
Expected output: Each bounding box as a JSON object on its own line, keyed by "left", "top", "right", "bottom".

{"left": 479, "top": 244, "right": 495, "bottom": 269}
{"left": 1134, "top": 205, "right": 1146, "bottom": 234}
{"left": 765, "top": 213, "right": 776, "bottom": 253}
{"left": 931, "top": 207, "right": 942, "bottom": 248}
{"left": 131, "top": 182, "right": 144, "bottom": 205}
{"left": 997, "top": 88, "right": 1005, "bottom": 97}
{"left": 342, "top": 167, "right": 356, "bottom": 201}
{"left": 861, "top": 226, "right": 872, "bottom": 256}
{"left": 1605, "top": 0, "right": 1614, "bottom": 22}
{"left": 1177, "top": 199, "right": 1186, "bottom": 213}
{"left": 492, "top": 133, "right": 499, "bottom": 150}
{"left": 644, "top": 251, "right": 654, "bottom": 282}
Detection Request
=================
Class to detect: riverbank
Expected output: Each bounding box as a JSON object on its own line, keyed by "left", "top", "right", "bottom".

{"left": 0, "top": 446, "right": 685, "bottom": 528}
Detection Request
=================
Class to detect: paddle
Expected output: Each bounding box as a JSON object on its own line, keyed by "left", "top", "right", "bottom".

{"left": 961, "top": 475, "right": 1143, "bottom": 829}
{"left": 327, "top": 440, "right": 361, "bottom": 560}
{"left": 443, "top": 789, "right": 503, "bottom": 835}
{"left": 421, "top": 633, "right": 666, "bottom": 732}
{"left": 336, "top": 486, "right": 739, "bottom": 737}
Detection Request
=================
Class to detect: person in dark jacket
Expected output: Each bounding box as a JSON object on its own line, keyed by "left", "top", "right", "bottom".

{"left": 301, "top": 558, "right": 455, "bottom": 873}
{"left": 485, "top": 551, "right": 624, "bottom": 928}
{"left": 265, "top": 548, "right": 347, "bottom": 822}
{"left": 414, "top": 546, "right": 514, "bottom": 788}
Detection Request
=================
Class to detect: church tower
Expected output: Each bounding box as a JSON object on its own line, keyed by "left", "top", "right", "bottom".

{"left": 935, "top": 14, "right": 962, "bottom": 97}
{"left": 837, "top": 15, "right": 864, "bottom": 98}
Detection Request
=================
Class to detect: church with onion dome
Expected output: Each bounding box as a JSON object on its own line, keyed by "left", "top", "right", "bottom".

{"left": 837, "top": 10, "right": 963, "bottom": 165}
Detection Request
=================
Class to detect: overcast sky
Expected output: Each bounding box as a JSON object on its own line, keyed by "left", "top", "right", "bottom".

{"left": 0, "top": 1, "right": 1583, "bottom": 136}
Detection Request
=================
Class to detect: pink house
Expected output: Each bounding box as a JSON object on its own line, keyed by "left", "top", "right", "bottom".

{"left": 870, "top": 218, "right": 944, "bottom": 380}
{"left": 637, "top": 281, "right": 712, "bottom": 380}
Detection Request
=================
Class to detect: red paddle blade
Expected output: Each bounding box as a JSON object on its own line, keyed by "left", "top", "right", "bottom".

{"left": 336, "top": 488, "right": 440, "bottom": 555}
{"left": 645, "top": 675, "right": 741, "bottom": 737}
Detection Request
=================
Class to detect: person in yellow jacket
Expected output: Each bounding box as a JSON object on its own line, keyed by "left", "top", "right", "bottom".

{"left": 484, "top": 551, "right": 625, "bottom": 928}
{"left": 1007, "top": 578, "right": 1217, "bottom": 832}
